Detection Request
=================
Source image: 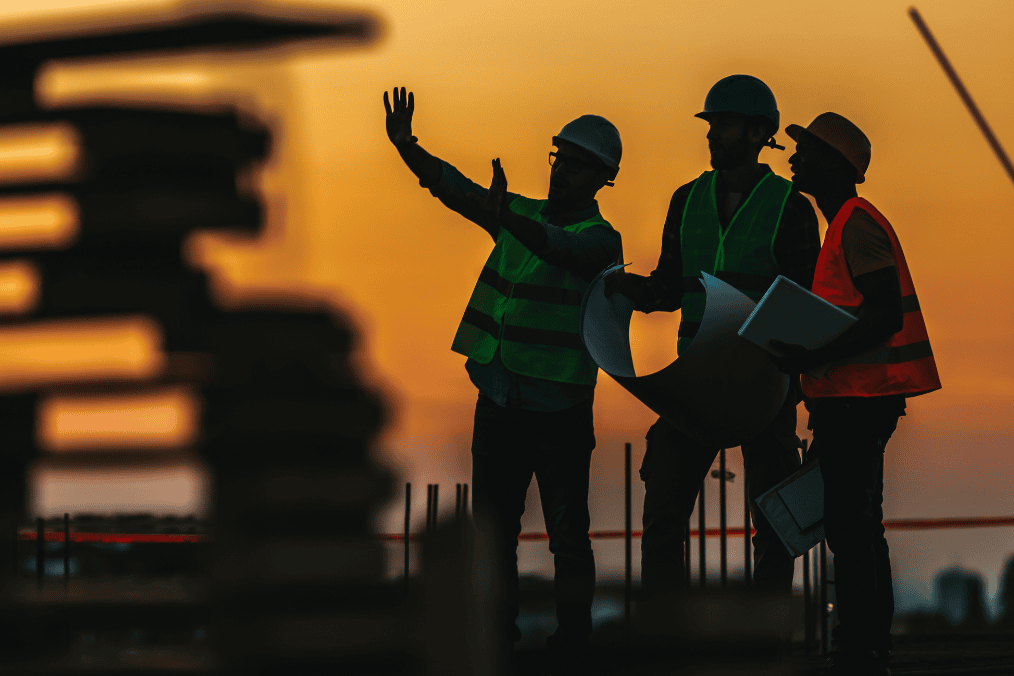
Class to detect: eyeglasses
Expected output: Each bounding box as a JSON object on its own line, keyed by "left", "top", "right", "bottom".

{"left": 548, "top": 151, "right": 601, "bottom": 174}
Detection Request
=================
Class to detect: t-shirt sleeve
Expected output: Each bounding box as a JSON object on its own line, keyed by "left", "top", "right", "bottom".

{"left": 841, "top": 207, "right": 895, "bottom": 278}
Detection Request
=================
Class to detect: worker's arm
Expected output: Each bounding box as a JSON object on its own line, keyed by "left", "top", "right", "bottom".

{"left": 468, "top": 160, "right": 620, "bottom": 280}
{"left": 604, "top": 184, "right": 692, "bottom": 311}
{"left": 769, "top": 265, "right": 904, "bottom": 374}
{"left": 384, "top": 87, "right": 506, "bottom": 240}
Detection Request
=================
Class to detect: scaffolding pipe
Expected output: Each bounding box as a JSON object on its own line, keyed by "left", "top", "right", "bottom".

{"left": 909, "top": 7, "right": 1014, "bottom": 188}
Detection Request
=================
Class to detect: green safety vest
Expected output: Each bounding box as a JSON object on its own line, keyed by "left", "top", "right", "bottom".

{"left": 451, "top": 196, "right": 613, "bottom": 386}
{"left": 678, "top": 169, "right": 792, "bottom": 355}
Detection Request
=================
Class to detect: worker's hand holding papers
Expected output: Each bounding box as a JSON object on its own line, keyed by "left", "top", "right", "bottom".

{"left": 737, "top": 276, "right": 858, "bottom": 379}
{"left": 580, "top": 270, "right": 859, "bottom": 448}
{"left": 580, "top": 266, "right": 789, "bottom": 448}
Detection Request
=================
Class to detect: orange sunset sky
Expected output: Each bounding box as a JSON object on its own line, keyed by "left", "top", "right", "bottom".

{"left": 0, "top": 0, "right": 1011, "bottom": 590}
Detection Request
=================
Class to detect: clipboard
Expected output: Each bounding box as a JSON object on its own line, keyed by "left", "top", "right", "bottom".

{"left": 737, "top": 275, "right": 857, "bottom": 378}
{"left": 753, "top": 458, "right": 826, "bottom": 558}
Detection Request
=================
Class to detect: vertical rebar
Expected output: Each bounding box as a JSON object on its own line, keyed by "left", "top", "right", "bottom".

{"left": 801, "top": 440, "right": 811, "bottom": 653}
{"left": 462, "top": 484, "right": 469, "bottom": 519}
{"left": 12, "top": 520, "right": 18, "bottom": 577}
{"left": 719, "top": 448, "right": 727, "bottom": 588}
{"left": 36, "top": 517, "right": 44, "bottom": 590}
{"left": 404, "top": 483, "right": 411, "bottom": 593}
{"left": 63, "top": 513, "right": 70, "bottom": 590}
{"left": 431, "top": 484, "right": 439, "bottom": 531}
{"left": 684, "top": 518, "right": 691, "bottom": 587}
{"left": 426, "top": 484, "right": 433, "bottom": 535}
{"left": 744, "top": 473, "right": 752, "bottom": 586}
{"left": 624, "top": 442, "right": 631, "bottom": 644}
{"left": 698, "top": 479, "right": 706, "bottom": 588}
{"left": 820, "top": 540, "right": 829, "bottom": 657}
{"left": 455, "top": 483, "right": 462, "bottom": 520}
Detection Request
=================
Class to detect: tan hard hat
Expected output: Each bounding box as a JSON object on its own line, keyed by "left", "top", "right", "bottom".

{"left": 785, "top": 112, "right": 871, "bottom": 184}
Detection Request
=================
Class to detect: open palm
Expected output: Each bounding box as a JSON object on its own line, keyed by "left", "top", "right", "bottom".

{"left": 383, "top": 86, "right": 417, "bottom": 146}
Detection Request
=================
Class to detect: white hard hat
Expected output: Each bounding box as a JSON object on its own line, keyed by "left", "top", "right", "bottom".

{"left": 552, "top": 115, "right": 621, "bottom": 169}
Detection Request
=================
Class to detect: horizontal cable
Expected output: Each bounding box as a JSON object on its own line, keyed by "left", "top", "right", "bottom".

{"left": 18, "top": 516, "right": 1014, "bottom": 544}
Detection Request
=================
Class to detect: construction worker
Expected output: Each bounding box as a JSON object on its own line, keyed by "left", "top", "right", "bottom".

{"left": 383, "top": 87, "right": 622, "bottom": 672}
{"left": 605, "top": 75, "right": 820, "bottom": 601}
{"left": 769, "top": 112, "right": 941, "bottom": 676}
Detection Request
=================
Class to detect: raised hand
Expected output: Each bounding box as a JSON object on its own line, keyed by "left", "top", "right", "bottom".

{"left": 383, "top": 86, "right": 417, "bottom": 146}
{"left": 466, "top": 159, "right": 509, "bottom": 230}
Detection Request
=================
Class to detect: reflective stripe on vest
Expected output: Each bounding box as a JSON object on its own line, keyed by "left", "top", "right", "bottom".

{"left": 801, "top": 197, "right": 942, "bottom": 399}
{"left": 678, "top": 169, "right": 791, "bottom": 355}
{"left": 450, "top": 195, "right": 612, "bottom": 385}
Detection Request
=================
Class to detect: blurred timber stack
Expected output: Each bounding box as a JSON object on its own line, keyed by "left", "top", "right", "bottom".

{"left": 0, "top": 4, "right": 408, "bottom": 673}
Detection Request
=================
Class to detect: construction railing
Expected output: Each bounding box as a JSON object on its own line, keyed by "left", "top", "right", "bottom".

{"left": 21, "top": 441, "right": 1014, "bottom": 657}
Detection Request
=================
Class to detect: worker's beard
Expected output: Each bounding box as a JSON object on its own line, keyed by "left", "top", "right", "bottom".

{"left": 709, "top": 133, "right": 755, "bottom": 171}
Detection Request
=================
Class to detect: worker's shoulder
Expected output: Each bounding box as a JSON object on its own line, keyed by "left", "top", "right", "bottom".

{"left": 842, "top": 206, "right": 889, "bottom": 242}
{"left": 668, "top": 179, "right": 697, "bottom": 205}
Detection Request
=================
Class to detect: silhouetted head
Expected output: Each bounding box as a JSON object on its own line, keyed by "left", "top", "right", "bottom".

{"left": 787, "top": 112, "right": 871, "bottom": 196}
{"left": 696, "top": 74, "right": 782, "bottom": 170}
{"left": 548, "top": 115, "right": 620, "bottom": 210}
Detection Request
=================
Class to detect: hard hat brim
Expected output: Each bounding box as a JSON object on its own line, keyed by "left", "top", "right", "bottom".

{"left": 784, "top": 124, "right": 866, "bottom": 184}
{"left": 551, "top": 135, "right": 619, "bottom": 170}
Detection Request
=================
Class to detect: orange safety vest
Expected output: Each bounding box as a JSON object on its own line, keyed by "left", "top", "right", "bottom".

{"left": 801, "top": 197, "right": 941, "bottom": 399}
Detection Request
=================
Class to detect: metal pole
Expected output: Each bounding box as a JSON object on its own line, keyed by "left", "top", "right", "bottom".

{"left": 431, "top": 484, "right": 439, "bottom": 531}
{"left": 719, "top": 448, "right": 727, "bottom": 588}
{"left": 744, "top": 471, "right": 752, "bottom": 586}
{"left": 462, "top": 484, "right": 469, "bottom": 519}
{"left": 801, "top": 440, "right": 812, "bottom": 653}
{"left": 63, "top": 513, "right": 70, "bottom": 590}
{"left": 404, "top": 483, "right": 411, "bottom": 592}
{"left": 36, "top": 517, "right": 44, "bottom": 590}
{"left": 624, "top": 442, "right": 632, "bottom": 644}
{"left": 684, "top": 518, "right": 691, "bottom": 587}
{"left": 455, "top": 483, "right": 462, "bottom": 520}
{"left": 698, "top": 479, "right": 706, "bottom": 588}
{"left": 426, "top": 484, "right": 433, "bottom": 534}
{"left": 909, "top": 7, "right": 1014, "bottom": 188}
{"left": 820, "top": 540, "right": 829, "bottom": 657}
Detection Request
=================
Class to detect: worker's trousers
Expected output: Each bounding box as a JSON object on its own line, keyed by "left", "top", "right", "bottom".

{"left": 470, "top": 394, "right": 597, "bottom": 642}
{"left": 640, "top": 390, "right": 801, "bottom": 597}
{"left": 807, "top": 396, "right": 901, "bottom": 654}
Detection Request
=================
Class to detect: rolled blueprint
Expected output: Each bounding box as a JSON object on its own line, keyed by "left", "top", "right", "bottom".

{"left": 580, "top": 264, "right": 789, "bottom": 448}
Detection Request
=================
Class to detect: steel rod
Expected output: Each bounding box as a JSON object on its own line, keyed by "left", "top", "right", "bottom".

{"left": 801, "top": 440, "right": 811, "bottom": 652}
{"left": 426, "top": 484, "right": 433, "bottom": 535}
{"left": 456, "top": 483, "right": 462, "bottom": 521}
{"left": 462, "top": 484, "right": 469, "bottom": 519}
{"left": 624, "top": 442, "right": 632, "bottom": 644}
{"left": 36, "top": 517, "right": 44, "bottom": 590}
{"left": 909, "top": 7, "right": 1014, "bottom": 188}
{"left": 684, "top": 517, "right": 691, "bottom": 587}
{"left": 820, "top": 540, "right": 829, "bottom": 657}
{"left": 431, "top": 484, "right": 439, "bottom": 531}
{"left": 404, "top": 482, "right": 411, "bottom": 592}
{"left": 698, "top": 479, "right": 706, "bottom": 587}
{"left": 744, "top": 469, "right": 752, "bottom": 586}
{"left": 719, "top": 448, "right": 727, "bottom": 588}
{"left": 63, "top": 513, "right": 70, "bottom": 590}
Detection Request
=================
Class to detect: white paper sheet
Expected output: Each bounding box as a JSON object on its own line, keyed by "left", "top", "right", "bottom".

{"left": 580, "top": 267, "right": 789, "bottom": 449}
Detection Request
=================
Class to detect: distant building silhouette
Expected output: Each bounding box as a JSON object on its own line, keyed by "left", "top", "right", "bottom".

{"left": 934, "top": 566, "right": 988, "bottom": 629}
{"left": 995, "top": 554, "right": 1014, "bottom": 628}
